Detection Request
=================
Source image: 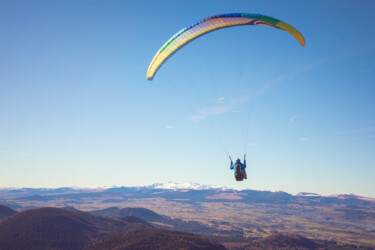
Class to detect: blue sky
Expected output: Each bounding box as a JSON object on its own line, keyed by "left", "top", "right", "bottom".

{"left": 1, "top": 0, "right": 374, "bottom": 197}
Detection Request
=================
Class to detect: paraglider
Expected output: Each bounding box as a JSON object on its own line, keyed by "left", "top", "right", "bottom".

{"left": 229, "top": 155, "right": 247, "bottom": 182}
{"left": 147, "top": 13, "right": 305, "bottom": 81}
{"left": 146, "top": 13, "right": 305, "bottom": 181}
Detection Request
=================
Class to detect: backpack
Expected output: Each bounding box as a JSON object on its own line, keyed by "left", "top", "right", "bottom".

{"left": 234, "top": 163, "right": 244, "bottom": 181}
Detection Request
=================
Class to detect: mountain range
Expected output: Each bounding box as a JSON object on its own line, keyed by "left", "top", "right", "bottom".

{"left": 1, "top": 182, "right": 374, "bottom": 248}
{"left": 1, "top": 181, "right": 374, "bottom": 202}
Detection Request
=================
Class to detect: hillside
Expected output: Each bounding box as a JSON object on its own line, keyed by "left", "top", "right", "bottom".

{"left": 0, "top": 207, "right": 151, "bottom": 250}
{"left": 89, "top": 207, "right": 165, "bottom": 221}
{"left": 85, "top": 228, "right": 226, "bottom": 250}
{"left": 0, "top": 204, "right": 17, "bottom": 219}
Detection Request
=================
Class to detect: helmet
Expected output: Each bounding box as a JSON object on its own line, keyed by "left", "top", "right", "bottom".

{"left": 236, "top": 158, "right": 241, "bottom": 162}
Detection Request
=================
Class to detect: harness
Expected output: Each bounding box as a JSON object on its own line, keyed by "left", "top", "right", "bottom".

{"left": 234, "top": 163, "right": 244, "bottom": 181}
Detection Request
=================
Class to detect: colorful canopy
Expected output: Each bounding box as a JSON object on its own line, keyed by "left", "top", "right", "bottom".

{"left": 147, "top": 13, "right": 305, "bottom": 80}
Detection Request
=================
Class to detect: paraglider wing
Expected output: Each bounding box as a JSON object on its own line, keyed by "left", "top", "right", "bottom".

{"left": 147, "top": 13, "right": 305, "bottom": 80}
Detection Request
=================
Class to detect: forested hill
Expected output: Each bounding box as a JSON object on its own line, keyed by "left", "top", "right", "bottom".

{"left": 89, "top": 206, "right": 165, "bottom": 221}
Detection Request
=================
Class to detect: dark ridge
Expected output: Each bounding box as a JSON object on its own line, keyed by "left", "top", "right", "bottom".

{"left": 89, "top": 207, "right": 164, "bottom": 222}
{"left": 117, "top": 207, "right": 165, "bottom": 221}
{"left": 0, "top": 207, "right": 152, "bottom": 250}
{"left": 104, "top": 186, "right": 146, "bottom": 193}
{"left": 118, "top": 216, "right": 149, "bottom": 224}
{"left": 0, "top": 204, "right": 17, "bottom": 219}
{"left": 61, "top": 206, "right": 80, "bottom": 212}
{"left": 102, "top": 198, "right": 127, "bottom": 203}
{"left": 85, "top": 228, "right": 226, "bottom": 250}
{"left": 89, "top": 206, "right": 119, "bottom": 217}
{"left": 16, "top": 195, "right": 48, "bottom": 201}
{"left": 15, "top": 193, "right": 105, "bottom": 202}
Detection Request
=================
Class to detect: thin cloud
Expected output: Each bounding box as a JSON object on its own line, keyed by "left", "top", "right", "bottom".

{"left": 188, "top": 80, "right": 274, "bottom": 121}
{"left": 189, "top": 92, "right": 255, "bottom": 121}
{"left": 217, "top": 97, "right": 225, "bottom": 103}
{"left": 247, "top": 142, "right": 257, "bottom": 146}
{"left": 164, "top": 125, "right": 173, "bottom": 129}
{"left": 290, "top": 115, "right": 296, "bottom": 122}
{"left": 189, "top": 58, "right": 323, "bottom": 122}
{"left": 300, "top": 137, "right": 309, "bottom": 142}
{"left": 189, "top": 103, "right": 235, "bottom": 121}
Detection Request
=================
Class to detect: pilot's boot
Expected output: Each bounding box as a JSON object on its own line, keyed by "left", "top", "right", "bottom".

{"left": 244, "top": 169, "right": 247, "bottom": 179}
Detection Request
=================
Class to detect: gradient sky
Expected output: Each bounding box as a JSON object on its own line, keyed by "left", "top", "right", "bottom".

{"left": 1, "top": 0, "right": 374, "bottom": 197}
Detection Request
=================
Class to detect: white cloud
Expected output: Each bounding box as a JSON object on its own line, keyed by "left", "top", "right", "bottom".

{"left": 217, "top": 97, "right": 225, "bottom": 102}
{"left": 164, "top": 125, "right": 173, "bottom": 129}
{"left": 299, "top": 137, "right": 310, "bottom": 142}
{"left": 290, "top": 115, "right": 296, "bottom": 122}
{"left": 189, "top": 102, "right": 236, "bottom": 121}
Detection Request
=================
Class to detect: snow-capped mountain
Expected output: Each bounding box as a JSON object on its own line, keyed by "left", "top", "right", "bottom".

{"left": 2, "top": 183, "right": 374, "bottom": 203}
{"left": 146, "top": 181, "right": 228, "bottom": 191}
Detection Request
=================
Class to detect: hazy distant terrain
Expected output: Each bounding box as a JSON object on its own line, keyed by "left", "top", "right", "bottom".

{"left": 1, "top": 183, "right": 374, "bottom": 248}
